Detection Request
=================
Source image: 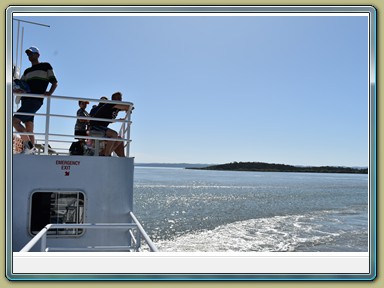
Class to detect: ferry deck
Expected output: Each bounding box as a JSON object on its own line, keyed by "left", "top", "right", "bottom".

{"left": 10, "top": 93, "right": 157, "bottom": 252}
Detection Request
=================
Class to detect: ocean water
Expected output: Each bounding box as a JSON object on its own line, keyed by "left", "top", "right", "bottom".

{"left": 133, "top": 166, "right": 368, "bottom": 252}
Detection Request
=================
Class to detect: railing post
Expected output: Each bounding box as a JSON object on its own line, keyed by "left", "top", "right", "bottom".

{"left": 41, "top": 233, "right": 47, "bottom": 252}
{"left": 130, "top": 212, "right": 158, "bottom": 252}
{"left": 44, "top": 95, "right": 51, "bottom": 155}
{"left": 125, "top": 107, "right": 131, "bottom": 157}
{"left": 136, "top": 229, "right": 141, "bottom": 251}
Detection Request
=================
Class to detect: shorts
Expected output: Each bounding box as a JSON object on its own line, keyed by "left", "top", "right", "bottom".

{"left": 14, "top": 99, "right": 43, "bottom": 123}
{"left": 89, "top": 125, "right": 110, "bottom": 137}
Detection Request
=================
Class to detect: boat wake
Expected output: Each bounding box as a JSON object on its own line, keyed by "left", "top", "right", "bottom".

{"left": 154, "top": 210, "right": 368, "bottom": 252}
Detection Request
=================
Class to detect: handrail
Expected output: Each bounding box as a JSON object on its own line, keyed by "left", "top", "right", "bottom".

{"left": 13, "top": 93, "right": 134, "bottom": 156}
{"left": 130, "top": 212, "right": 159, "bottom": 252}
{"left": 20, "top": 222, "right": 158, "bottom": 252}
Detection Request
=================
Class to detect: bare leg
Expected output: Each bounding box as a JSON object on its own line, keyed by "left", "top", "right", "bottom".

{"left": 113, "top": 141, "right": 125, "bottom": 157}
{"left": 103, "top": 129, "right": 118, "bottom": 156}
{"left": 103, "top": 140, "right": 115, "bottom": 156}
{"left": 13, "top": 117, "right": 30, "bottom": 143}
{"left": 25, "top": 121, "right": 35, "bottom": 145}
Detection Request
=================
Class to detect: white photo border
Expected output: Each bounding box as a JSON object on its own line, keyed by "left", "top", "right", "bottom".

{"left": 5, "top": 5, "right": 376, "bottom": 281}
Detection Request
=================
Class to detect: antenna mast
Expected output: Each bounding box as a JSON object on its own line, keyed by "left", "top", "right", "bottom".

{"left": 13, "top": 18, "right": 50, "bottom": 78}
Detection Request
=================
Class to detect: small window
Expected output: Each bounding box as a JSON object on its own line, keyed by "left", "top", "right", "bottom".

{"left": 30, "top": 192, "right": 85, "bottom": 236}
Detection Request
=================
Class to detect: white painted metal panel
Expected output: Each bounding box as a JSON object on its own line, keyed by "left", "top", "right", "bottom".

{"left": 12, "top": 154, "right": 135, "bottom": 251}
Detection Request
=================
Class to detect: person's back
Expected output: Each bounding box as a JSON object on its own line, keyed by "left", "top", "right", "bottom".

{"left": 90, "top": 103, "right": 119, "bottom": 128}
{"left": 89, "top": 96, "right": 108, "bottom": 117}
{"left": 89, "top": 105, "right": 100, "bottom": 117}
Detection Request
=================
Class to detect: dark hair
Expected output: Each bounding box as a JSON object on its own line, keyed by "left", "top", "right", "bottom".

{"left": 112, "top": 92, "right": 122, "bottom": 100}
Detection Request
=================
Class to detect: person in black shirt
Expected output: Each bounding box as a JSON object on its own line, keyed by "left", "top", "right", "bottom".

{"left": 89, "top": 92, "right": 131, "bottom": 157}
{"left": 90, "top": 96, "right": 108, "bottom": 116}
{"left": 13, "top": 46, "right": 58, "bottom": 154}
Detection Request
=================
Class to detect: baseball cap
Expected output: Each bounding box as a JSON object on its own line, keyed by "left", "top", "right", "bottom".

{"left": 25, "top": 46, "right": 40, "bottom": 55}
{"left": 79, "top": 100, "right": 90, "bottom": 105}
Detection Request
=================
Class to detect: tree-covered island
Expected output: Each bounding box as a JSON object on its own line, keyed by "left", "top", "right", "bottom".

{"left": 187, "top": 162, "right": 368, "bottom": 174}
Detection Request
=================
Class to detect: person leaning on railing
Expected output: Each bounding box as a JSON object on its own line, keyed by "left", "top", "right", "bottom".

{"left": 89, "top": 92, "right": 131, "bottom": 157}
{"left": 12, "top": 46, "right": 58, "bottom": 154}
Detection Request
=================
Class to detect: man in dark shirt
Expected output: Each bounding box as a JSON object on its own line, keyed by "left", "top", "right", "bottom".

{"left": 13, "top": 46, "right": 58, "bottom": 154}
{"left": 89, "top": 92, "right": 131, "bottom": 157}
{"left": 90, "top": 96, "right": 108, "bottom": 116}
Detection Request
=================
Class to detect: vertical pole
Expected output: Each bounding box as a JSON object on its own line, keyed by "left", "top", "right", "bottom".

{"left": 44, "top": 96, "right": 51, "bottom": 155}
{"left": 41, "top": 233, "right": 47, "bottom": 252}
{"left": 15, "top": 21, "right": 20, "bottom": 76}
{"left": 136, "top": 229, "right": 142, "bottom": 251}
{"left": 125, "top": 107, "right": 132, "bottom": 157}
{"left": 121, "top": 117, "right": 126, "bottom": 155}
{"left": 20, "top": 27, "right": 24, "bottom": 72}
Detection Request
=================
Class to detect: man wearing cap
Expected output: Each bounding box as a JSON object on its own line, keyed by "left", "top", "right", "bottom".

{"left": 13, "top": 46, "right": 58, "bottom": 154}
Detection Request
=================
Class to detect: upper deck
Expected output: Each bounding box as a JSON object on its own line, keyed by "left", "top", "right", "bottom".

{"left": 12, "top": 92, "right": 134, "bottom": 157}
{"left": 11, "top": 92, "right": 157, "bottom": 252}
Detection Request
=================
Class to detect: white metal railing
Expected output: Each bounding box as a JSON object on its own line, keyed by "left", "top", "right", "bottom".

{"left": 129, "top": 211, "right": 159, "bottom": 252}
{"left": 20, "top": 214, "right": 158, "bottom": 252}
{"left": 12, "top": 93, "right": 134, "bottom": 157}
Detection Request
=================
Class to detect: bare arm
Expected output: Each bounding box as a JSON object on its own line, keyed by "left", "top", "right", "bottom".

{"left": 114, "top": 104, "right": 131, "bottom": 111}
{"left": 45, "top": 81, "right": 58, "bottom": 96}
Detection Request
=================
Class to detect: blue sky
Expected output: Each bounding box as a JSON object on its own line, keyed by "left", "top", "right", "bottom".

{"left": 12, "top": 13, "right": 370, "bottom": 166}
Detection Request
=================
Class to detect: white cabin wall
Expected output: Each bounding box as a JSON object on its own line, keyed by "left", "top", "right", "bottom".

{"left": 12, "top": 154, "right": 135, "bottom": 251}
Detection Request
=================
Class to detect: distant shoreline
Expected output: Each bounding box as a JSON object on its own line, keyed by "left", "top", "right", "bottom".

{"left": 185, "top": 161, "right": 368, "bottom": 174}
{"left": 135, "top": 163, "right": 212, "bottom": 169}
{"left": 135, "top": 162, "right": 368, "bottom": 174}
